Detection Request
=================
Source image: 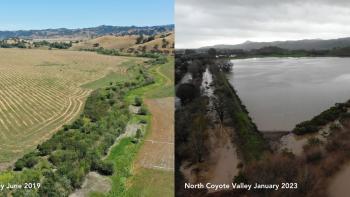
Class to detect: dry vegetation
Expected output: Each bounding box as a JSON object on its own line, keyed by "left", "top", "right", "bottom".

{"left": 70, "top": 35, "right": 139, "bottom": 51}
{"left": 70, "top": 32, "right": 174, "bottom": 54}
{"left": 0, "top": 48, "right": 144, "bottom": 164}
{"left": 134, "top": 33, "right": 174, "bottom": 53}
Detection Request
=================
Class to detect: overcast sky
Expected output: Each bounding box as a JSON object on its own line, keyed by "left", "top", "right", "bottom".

{"left": 176, "top": 0, "right": 350, "bottom": 48}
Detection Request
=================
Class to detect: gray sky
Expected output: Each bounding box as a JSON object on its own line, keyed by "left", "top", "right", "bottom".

{"left": 176, "top": 0, "right": 350, "bottom": 48}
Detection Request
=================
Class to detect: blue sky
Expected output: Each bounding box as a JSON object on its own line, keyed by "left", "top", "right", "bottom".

{"left": 0, "top": 0, "right": 173, "bottom": 30}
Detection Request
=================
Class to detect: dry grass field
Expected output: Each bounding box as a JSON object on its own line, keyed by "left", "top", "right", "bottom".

{"left": 134, "top": 33, "right": 174, "bottom": 53}
{"left": 0, "top": 48, "right": 144, "bottom": 164}
{"left": 70, "top": 32, "right": 174, "bottom": 54}
{"left": 70, "top": 35, "right": 138, "bottom": 50}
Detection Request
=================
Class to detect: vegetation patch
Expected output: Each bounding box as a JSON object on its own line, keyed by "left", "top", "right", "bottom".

{"left": 293, "top": 101, "right": 350, "bottom": 135}
{"left": 81, "top": 72, "right": 129, "bottom": 89}
{"left": 125, "top": 168, "right": 174, "bottom": 197}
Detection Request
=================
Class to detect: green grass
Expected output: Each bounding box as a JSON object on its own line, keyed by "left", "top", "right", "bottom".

{"left": 120, "top": 59, "right": 142, "bottom": 68}
{"left": 126, "top": 168, "right": 174, "bottom": 197}
{"left": 81, "top": 72, "right": 129, "bottom": 89}
{"left": 101, "top": 57, "right": 174, "bottom": 197}
{"left": 104, "top": 137, "right": 143, "bottom": 197}
{"left": 81, "top": 59, "right": 148, "bottom": 90}
{"left": 145, "top": 58, "right": 174, "bottom": 98}
{"left": 159, "top": 59, "right": 174, "bottom": 82}
{"left": 125, "top": 58, "right": 174, "bottom": 100}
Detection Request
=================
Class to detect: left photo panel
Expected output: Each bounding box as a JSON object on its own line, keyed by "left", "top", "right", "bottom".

{"left": 0, "top": 0, "right": 174, "bottom": 196}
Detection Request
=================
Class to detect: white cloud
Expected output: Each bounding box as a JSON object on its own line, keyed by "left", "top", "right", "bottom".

{"left": 176, "top": 0, "right": 350, "bottom": 48}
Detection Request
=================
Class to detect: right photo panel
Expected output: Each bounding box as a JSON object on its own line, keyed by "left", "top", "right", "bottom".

{"left": 175, "top": 1, "right": 350, "bottom": 197}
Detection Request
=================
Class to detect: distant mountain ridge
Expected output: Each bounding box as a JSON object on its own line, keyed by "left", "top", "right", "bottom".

{"left": 203, "top": 37, "right": 350, "bottom": 50}
{"left": 0, "top": 24, "right": 174, "bottom": 40}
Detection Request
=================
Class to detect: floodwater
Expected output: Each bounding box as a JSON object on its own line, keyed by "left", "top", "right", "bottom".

{"left": 228, "top": 57, "right": 350, "bottom": 131}
{"left": 180, "top": 68, "right": 240, "bottom": 193}
{"left": 328, "top": 163, "right": 350, "bottom": 197}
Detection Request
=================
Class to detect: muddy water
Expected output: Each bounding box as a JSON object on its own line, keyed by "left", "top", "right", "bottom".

{"left": 179, "top": 126, "right": 240, "bottom": 193}
{"left": 228, "top": 57, "right": 350, "bottom": 131}
{"left": 202, "top": 68, "right": 240, "bottom": 191}
{"left": 180, "top": 68, "right": 240, "bottom": 193}
{"left": 206, "top": 126, "right": 240, "bottom": 193}
{"left": 328, "top": 164, "right": 350, "bottom": 197}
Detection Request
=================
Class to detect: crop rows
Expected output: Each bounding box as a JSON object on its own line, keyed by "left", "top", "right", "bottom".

{"left": 0, "top": 68, "right": 92, "bottom": 162}
{"left": 0, "top": 49, "right": 146, "bottom": 163}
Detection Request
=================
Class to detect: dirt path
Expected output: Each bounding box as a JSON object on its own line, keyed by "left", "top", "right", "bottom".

{"left": 134, "top": 97, "right": 174, "bottom": 171}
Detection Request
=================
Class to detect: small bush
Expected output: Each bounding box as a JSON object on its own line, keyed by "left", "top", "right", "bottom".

{"left": 134, "top": 96, "right": 142, "bottom": 106}
{"left": 14, "top": 153, "right": 38, "bottom": 171}
{"left": 135, "top": 129, "right": 142, "bottom": 139}
{"left": 305, "top": 148, "right": 323, "bottom": 163}
{"left": 138, "top": 106, "right": 148, "bottom": 115}
{"left": 139, "top": 119, "right": 147, "bottom": 124}
{"left": 93, "top": 161, "right": 114, "bottom": 176}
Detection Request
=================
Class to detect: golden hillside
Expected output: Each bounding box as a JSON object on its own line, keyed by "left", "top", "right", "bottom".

{"left": 70, "top": 35, "right": 138, "bottom": 50}
{"left": 132, "top": 33, "right": 174, "bottom": 54}
{"left": 70, "top": 32, "right": 174, "bottom": 55}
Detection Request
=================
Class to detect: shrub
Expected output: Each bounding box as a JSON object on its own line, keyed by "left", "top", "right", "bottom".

{"left": 14, "top": 153, "right": 38, "bottom": 171}
{"left": 135, "top": 129, "right": 142, "bottom": 139}
{"left": 14, "top": 160, "right": 25, "bottom": 171}
{"left": 139, "top": 119, "right": 147, "bottom": 124}
{"left": 308, "top": 137, "right": 322, "bottom": 146}
{"left": 330, "top": 122, "right": 341, "bottom": 131}
{"left": 134, "top": 96, "right": 142, "bottom": 106}
{"left": 93, "top": 160, "right": 114, "bottom": 176}
{"left": 139, "top": 106, "right": 148, "bottom": 115}
{"left": 305, "top": 148, "right": 323, "bottom": 163}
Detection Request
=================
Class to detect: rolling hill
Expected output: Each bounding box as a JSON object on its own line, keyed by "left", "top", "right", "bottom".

{"left": 0, "top": 25, "right": 174, "bottom": 40}
{"left": 203, "top": 37, "right": 350, "bottom": 50}
{"left": 71, "top": 32, "right": 174, "bottom": 54}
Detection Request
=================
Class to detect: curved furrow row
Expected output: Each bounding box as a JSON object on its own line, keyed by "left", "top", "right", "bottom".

{"left": 0, "top": 87, "right": 85, "bottom": 141}
{"left": 0, "top": 88, "right": 90, "bottom": 148}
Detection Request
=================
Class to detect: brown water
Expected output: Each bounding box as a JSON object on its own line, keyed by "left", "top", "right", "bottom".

{"left": 328, "top": 164, "right": 350, "bottom": 197}
{"left": 180, "top": 69, "right": 240, "bottom": 193}
{"left": 228, "top": 57, "right": 350, "bottom": 131}
{"left": 179, "top": 126, "right": 240, "bottom": 193}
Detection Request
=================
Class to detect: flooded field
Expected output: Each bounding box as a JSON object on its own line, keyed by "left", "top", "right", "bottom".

{"left": 228, "top": 57, "right": 350, "bottom": 131}
{"left": 329, "top": 163, "right": 350, "bottom": 197}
